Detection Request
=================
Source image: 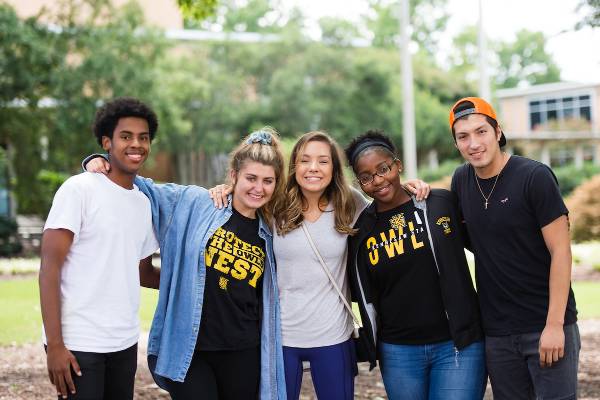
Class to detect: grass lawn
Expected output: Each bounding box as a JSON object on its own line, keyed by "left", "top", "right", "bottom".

{"left": 1, "top": 277, "right": 599, "bottom": 346}
{"left": 0, "top": 278, "right": 159, "bottom": 346}
{"left": 571, "top": 281, "right": 600, "bottom": 320}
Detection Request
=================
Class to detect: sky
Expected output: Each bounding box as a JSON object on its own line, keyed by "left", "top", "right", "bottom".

{"left": 284, "top": 0, "right": 600, "bottom": 84}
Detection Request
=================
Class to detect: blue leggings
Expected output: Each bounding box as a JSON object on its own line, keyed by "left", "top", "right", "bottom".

{"left": 283, "top": 338, "right": 356, "bottom": 400}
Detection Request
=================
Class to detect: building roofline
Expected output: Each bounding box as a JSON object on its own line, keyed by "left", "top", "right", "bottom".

{"left": 496, "top": 81, "right": 600, "bottom": 99}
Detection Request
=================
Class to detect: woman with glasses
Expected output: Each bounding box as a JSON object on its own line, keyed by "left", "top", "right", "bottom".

{"left": 209, "top": 131, "right": 430, "bottom": 400}
{"left": 344, "top": 130, "right": 487, "bottom": 400}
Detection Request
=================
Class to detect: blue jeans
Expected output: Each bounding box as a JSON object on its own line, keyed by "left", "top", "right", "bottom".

{"left": 283, "top": 339, "right": 356, "bottom": 400}
{"left": 485, "top": 323, "right": 581, "bottom": 400}
{"left": 379, "top": 340, "right": 486, "bottom": 400}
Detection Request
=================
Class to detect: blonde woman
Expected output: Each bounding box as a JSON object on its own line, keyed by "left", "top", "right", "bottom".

{"left": 84, "top": 128, "right": 287, "bottom": 400}
{"left": 210, "top": 131, "right": 429, "bottom": 399}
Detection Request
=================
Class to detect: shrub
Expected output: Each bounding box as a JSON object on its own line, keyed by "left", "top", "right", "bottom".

{"left": 0, "top": 215, "right": 22, "bottom": 256}
{"left": 419, "top": 159, "right": 462, "bottom": 183}
{"left": 565, "top": 174, "right": 600, "bottom": 243}
{"left": 17, "top": 170, "right": 68, "bottom": 216}
{"left": 553, "top": 163, "right": 600, "bottom": 197}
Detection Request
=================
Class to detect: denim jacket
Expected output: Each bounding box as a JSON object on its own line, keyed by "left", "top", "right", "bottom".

{"left": 134, "top": 176, "right": 287, "bottom": 399}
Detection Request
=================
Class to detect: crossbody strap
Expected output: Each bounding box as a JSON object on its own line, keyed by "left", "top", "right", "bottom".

{"left": 301, "top": 222, "right": 362, "bottom": 328}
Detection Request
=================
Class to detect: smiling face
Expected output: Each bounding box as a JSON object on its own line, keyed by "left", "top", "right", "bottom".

{"left": 102, "top": 116, "right": 151, "bottom": 176}
{"left": 294, "top": 140, "right": 334, "bottom": 198}
{"left": 231, "top": 161, "right": 276, "bottom": 218}
{"left": 453, "top": 113, "right": 503, "bottom": 176}
{"left": 354, "top": 148, "right": 408, "bottom": 212}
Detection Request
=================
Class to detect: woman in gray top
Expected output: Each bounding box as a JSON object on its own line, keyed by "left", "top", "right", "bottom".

{"left": 211, "top": 131, "right": 428, "bottom": 400}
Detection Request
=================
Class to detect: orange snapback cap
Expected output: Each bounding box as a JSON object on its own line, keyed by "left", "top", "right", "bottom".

{"left": 449, "top": 97, "right": 506, "bottom": 147}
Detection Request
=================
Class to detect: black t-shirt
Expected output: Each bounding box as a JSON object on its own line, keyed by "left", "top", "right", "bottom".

{"left": 451, "top": 155, "right": 577, "bottom": 336}
{"left": 196, "top": 208, "right": 266, "bottom": 350}
{"left": 358, "top": 200, "right": 451, "bottom": 344}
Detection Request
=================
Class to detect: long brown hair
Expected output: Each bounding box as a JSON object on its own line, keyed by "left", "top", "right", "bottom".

{"left": 275, "top": 131, "right": 356, "bottom": 235}
{"left": 228, "top": 127, "right": 286, "bottom": 228}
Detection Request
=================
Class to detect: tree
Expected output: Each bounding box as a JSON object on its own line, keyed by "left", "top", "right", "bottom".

{"left": 0, "top": 4, "right": 63, "bottom": 214}
{"left": 447, "top": 26, "right": 561, "bottom": 90}
{"left": 363, "top": 0, "right": 449, "bottom": 56}
{"left": 495, "top": 29, "right": 561, "bottom": 88}
{"left": 185, "top": 0, "right": 285, "bottom": 32}
{"left": 576, "top": 0, "right": 600, "bottom": 29}
{"left": 447, "top": 25, "right": 481, "bottom": 82}
{"left": 1, "top": 1, "right": 174, "bottom": 213}
{"left": 177, "top": 0, "right": 219, "bottom": 21}
{"left": 319, "top": 17, "right": 361, "bottom": 47}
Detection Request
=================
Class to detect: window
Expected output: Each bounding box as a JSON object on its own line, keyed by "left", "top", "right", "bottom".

{"left": 528, "top": 93, "right": 592, "bottom": 130}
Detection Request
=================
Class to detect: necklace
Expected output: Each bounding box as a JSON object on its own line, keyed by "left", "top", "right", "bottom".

{"left": 474, "top": 173, "right": 499, "bottom": 210}
{"left": 474, "top": 153, "right": 508, "bottom": 210}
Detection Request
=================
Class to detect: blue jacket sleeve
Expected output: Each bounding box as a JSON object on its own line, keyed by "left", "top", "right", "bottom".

{"left": 134, "top": 176, "right": 185, "bottom": 244}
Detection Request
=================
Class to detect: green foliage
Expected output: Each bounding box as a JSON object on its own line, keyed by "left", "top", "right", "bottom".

{"left": 553, "top": 163, "right": 600, "bottom": 197}
{"left": 319, "top": 17, "right": 361, "bottom": 47}
{"left": 0, "top": 4, "right": 58, "bottom": 104}
{"left": 0, "top": 215, "right": 22, "bottom": 256}
{"left": 419, "top": 159, "right": 462, "bottom": 183}
{"left": 19, "top": 170, "right": 68, "bottom": 216}
{"left": 447, "top": 25, "right": 479, "bottom": 80}
{"left": 185, "top": 0, "right": 285, "bottom": 32}
{"left": 177, "top": 0, "right": 219, "bottom": 21}
{"left": 565, "top": 174, "right": 600, "bottom": 243}
{"left": 364, "top": 0, "right": 449, "bottom": 56}
{"left": 1, "top": 1, "right": 170, "bottom": 213}
{"left": 447, "top": 26, "right": 561, "bottom": 90}
{"left": 496, "top": 29, "right": 561, "bottom": 89}
{"left": 576, "top": 0, "right": 600, "bottom": 29}
{"left": 2, "top": 0, "right": 556, "bottom": 212}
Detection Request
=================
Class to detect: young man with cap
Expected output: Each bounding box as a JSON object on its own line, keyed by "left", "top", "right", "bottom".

{"left": 449, "top": 97, "right": 579, "bottom": 400}
{"left": 39, "top": 97, "right": 160, "bottom": 399}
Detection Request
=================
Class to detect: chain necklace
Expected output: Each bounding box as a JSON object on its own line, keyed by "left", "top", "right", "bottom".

{"left": 474, "top": 153, "right": 508, "bottom": 210}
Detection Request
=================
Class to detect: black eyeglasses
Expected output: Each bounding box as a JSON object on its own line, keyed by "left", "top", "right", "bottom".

{"left": 357, "top": 159, "right": 398, "bottom": 186}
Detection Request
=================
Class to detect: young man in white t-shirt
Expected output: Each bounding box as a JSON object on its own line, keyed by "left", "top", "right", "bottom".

{"left": 39, "top": 97, "right": 160, "bottom": 399}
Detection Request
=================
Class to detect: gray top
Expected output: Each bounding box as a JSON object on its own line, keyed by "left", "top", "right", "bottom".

{"left": 274, "top": 188, "right": 369, "bottom": 347}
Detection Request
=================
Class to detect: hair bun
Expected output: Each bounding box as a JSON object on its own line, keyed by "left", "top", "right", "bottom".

{"left": 245, "top": 130, "right": 273, "bottom": 145}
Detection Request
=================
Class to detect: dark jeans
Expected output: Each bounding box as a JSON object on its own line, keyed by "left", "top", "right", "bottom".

{"left": 46, "top": 343, "right": 138, "bottom": 400}
{"left": 148, "top": 346, "right": 260, "bottom": 400}
{"left": 486, "top": 323, "right": 580, "bottom": 400}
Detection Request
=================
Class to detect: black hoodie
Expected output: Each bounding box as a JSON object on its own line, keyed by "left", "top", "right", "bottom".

{"left": 347, "top": 189, "right": 483, "bottom": 369}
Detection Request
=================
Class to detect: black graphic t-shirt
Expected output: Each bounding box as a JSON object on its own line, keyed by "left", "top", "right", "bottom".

{"left": 451, "top": 156, "right": 577, "bottom": 336}
{"left": 358, "top": 201, "right": 451, "bottom": 345}
{"left": 196, "top": 208, "right": 266, "bottom": 351}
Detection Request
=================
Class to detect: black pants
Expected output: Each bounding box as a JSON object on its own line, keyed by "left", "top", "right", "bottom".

{"left": 46, "top": 343, "right": 138, "bottom": 400}
{"left": 149, "top": 347, "right": 260, "bottom": 400}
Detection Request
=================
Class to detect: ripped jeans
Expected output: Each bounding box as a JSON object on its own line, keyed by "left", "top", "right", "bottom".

{"left": 379, "top": 340, "right": 487, "bottom": 400}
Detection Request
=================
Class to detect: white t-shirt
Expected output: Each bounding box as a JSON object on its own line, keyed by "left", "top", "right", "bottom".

{"left": 43, "top": 172, "right": 158, "bottom": 352}
{"left": 275, "top": 189, "right": 369, "bottom": 348}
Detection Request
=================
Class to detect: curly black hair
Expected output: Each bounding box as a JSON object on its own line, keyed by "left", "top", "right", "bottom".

{"left": 344, "top": 129, "right": 397, "bottom": 169}
{"left": 92, "top": 97, "right": 158, "bottom": 146}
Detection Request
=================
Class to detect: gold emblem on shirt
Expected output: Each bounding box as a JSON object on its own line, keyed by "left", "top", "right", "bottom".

{"left": 218, "top": 276, "right": 229, "bottom": 290}
{"left": 436, "top": 216, "right": 452, "bottom": 235}
{"left": 389, "top": 213, "right": 406, "bottom": 229}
